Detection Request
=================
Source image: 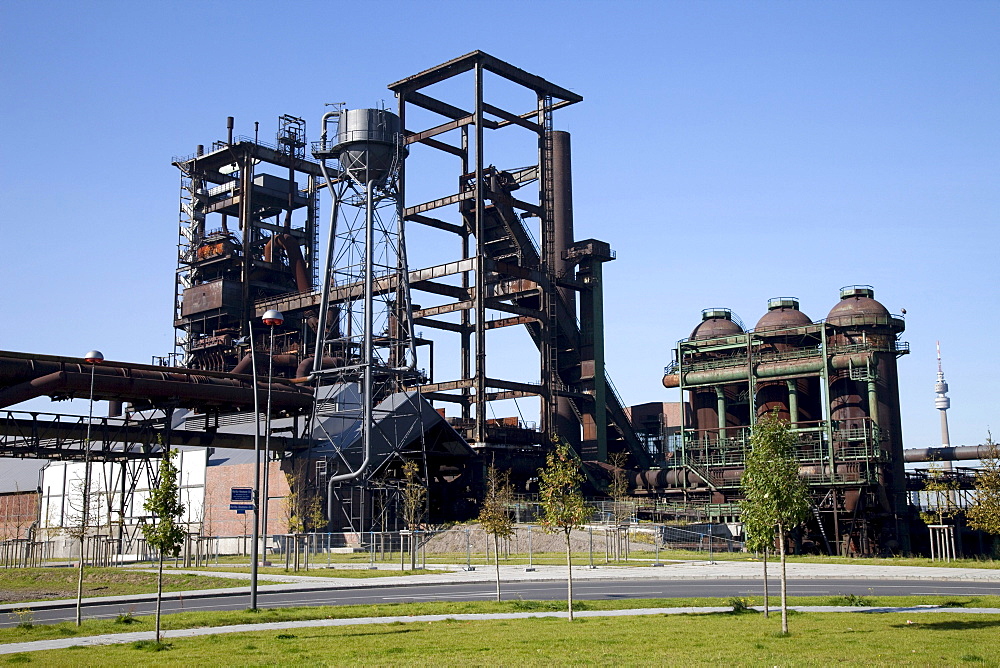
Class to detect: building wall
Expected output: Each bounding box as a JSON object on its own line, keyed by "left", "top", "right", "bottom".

{"left": 203, "top": 461, "right": 290, "bottom": 537}
{"left": 0, "top": 492, "right": 39, "bottom": 540}
{"left": 38, "top": 450, "right": 207, "bottom": 538}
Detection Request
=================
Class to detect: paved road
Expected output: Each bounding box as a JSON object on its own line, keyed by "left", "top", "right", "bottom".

{"left": 8, "top": 577, "right": 1000, "bottom": 627}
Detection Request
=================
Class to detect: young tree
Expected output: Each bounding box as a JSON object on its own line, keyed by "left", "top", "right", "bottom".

{"left": 740, "top": 412, "right": 810, "bottom": 633}
{"left": 142, "top": 451, "right": 186, "bottom": 643}
{"left": 608, "top": 451, "right": 631, "bottom": 561}
{"left": 400, "top": 460, "right": 426, "bottom": 570}
{"left": 64, "top": 464, "right": 101, "bottom": 627}
{"left": 968, "top": 432, "right": 1000, "bottom": 555}
{"left": 538, "top": 439, "right": 590, "bottom": 621}
{"left": 478, "top": 464, "right": 515, "bottom": 601}
{"left": 741, "top": 503, "right": 773, "bottom": 618}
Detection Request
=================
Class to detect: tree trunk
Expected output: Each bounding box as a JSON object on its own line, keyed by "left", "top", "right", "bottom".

{"left": 779, "top": 523, "right": 788, "bottom": 634}
{"left": 75, "top": 536, "right": 85, "bottom": 626}
{"left": 156, "top": 553, "right": 164, "bottom": 642}
{"left": 410, "top": 531, "right": 417, "bottom": 571}
{"left": 565, "top": 530, "right": 574, "bottom": 621}
{"left": 762, "top": 547, "right": 769, "bottom": 618}
{"left": 493, "top": 534, "right": 501, "bottom": 602}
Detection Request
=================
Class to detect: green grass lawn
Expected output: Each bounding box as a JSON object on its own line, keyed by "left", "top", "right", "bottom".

{"left": 4, "top": 609, "right": 999, "bottom": 666}
{"left": 175, "top": 550, "right": 1000, "bottom": 569}
{"left": 159, "top": 566, "right": 441, "bottom": 578}
{"left": 0, "top": 569, "right": 248, "bottom": 605}
{"left": 3, "top": 595, "right": 999, "bottom": 646}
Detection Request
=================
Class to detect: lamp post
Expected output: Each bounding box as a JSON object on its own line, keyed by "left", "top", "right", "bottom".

{"left": 76, "top": 349, "right": 103, "bottom": 626}
{"left": 260, "top": 309, "right": 283, "bottom": 567}
{"left": 248, "top": 322, "right": 261, "bottom": 611}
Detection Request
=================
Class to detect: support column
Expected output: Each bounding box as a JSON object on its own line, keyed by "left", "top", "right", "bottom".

{"left": 715, "top": 387, "right": 726, "bottom": 439}
{"left": 473, "top": 63, "right": 486, "bottom": 445}
{"left": 552, "top": 131, "right": 578, "bottom": 451}
{"left": 786, "top": 380, "right": 799, "bottom": 428}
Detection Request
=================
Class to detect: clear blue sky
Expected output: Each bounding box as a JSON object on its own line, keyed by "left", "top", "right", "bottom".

{"left": 1, "top": 1, "right": 996, "bottom": 449}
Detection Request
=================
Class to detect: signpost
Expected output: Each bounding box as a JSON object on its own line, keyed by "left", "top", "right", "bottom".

{"left": 231, "top": 487, "right": 254, "bottom": 514}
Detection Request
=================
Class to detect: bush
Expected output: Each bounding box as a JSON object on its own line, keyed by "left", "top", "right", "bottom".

{"left": 115, "top": 611, "right": 137, "bottom": 625}
{"left": 729, "top": 597, "right": 755, "bottom": 613}
{"left": 10, "top": 608, "right": 33, "bottom": 630}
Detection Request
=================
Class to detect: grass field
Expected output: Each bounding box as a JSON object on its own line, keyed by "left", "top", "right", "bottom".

{"left": 4, "top": 609, "right": 999, "bottom": 666}
{"left": 0, "top": 568, "right": 247, "bottom": 604}
{"left": 3, "top": 595, "right": 999, "bottom": 646}
{"left": 166, "top": 550, "right": 1000, "bottom": 570}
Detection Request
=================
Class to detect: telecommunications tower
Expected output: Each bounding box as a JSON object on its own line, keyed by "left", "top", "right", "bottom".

{"left": 934, "top": 341, "right": 953, "bottom": 469}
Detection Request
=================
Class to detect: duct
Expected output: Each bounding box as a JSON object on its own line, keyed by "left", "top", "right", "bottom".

{"left": 263, "top": 233, "right": 311, "bottom": 293}
{"left": 662, "top": 352, "right": 875, "bottom": 388}
{"left": 0, "top": 372, "right": 67, "bottom": 407}
{"left": 903, "top": 445, "right": 995, "bottom": 463}
{"left": 0, "top": 352, "right": 312, "bottom": 411}
{"left": 294, "top": 356, "right": 345, "bottom": 379}
{"left": 231, "top": 353, "right": 299, "bottom": 376}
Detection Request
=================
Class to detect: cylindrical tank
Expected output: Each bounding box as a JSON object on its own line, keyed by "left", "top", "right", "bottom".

{"left": 688, "top": 309, "right": 747, "bottom": 436}
{"left": 826, "top": 285, "right": 908, "bottom": 550}
{"left": 827, "top": 286, "right": 896, "bottom": 431}
{"left": 753, "top": 298, "right": 821, "bottom": 423}
{"left": 334, "top": 108, "right": 404, "bottom": 184}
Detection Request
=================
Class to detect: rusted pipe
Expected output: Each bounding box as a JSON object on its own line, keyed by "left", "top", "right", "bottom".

{"left": 231, "top": 353, "right": 299, "bottom": 376}
{"left": 294, "top": 356, "right": 345, "bottom": 378}
{"left": 662, "top": 352, "right": 875, "bottom": 388}
{"left": 903, "top": 445, "right": 996, "bottom": 463}
{"left": 0, "top": 353, "right": 311, "bottom": 411}
{"left": 263, "top": 233, "right": 311, "bottom": 293}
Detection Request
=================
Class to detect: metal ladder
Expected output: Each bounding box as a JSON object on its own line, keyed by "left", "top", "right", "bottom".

{"left": 541, "top": 95, "right": 559, "bottom": 438}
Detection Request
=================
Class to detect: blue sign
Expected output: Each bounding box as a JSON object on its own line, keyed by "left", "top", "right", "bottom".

{"left": 229, "top": 503, "right": 255, "bottom": 512}
{"left": 231, "top": 487, "right": 253, "bottom": 502}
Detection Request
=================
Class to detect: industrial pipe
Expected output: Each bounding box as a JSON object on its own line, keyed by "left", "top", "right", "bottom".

{"left": 263, "top": 233, "right": 311, "bottom": 293}
{"left": 903, "top": 445, "right": 996, "bottom": 463}
{"left": 0, "top": 354, "right": 311, "bottom": 411}
{"left": 231, "top": 353, "right": 299, "bottom": 377}
{"left": 294, "top": 356, "right": 345, "bottom": 379}
{"left": 662, "top": 352, "right": 876, "bottom": 388}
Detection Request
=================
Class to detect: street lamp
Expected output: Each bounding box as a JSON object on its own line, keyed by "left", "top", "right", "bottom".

{"left": 76, "top": 349, "right": 103, "bottom": 627}
{"left": 247, "top": 310, "right": 283, "bottom": 611}
{"left": 260, "top": 310, "right": 283, "bottom": 567}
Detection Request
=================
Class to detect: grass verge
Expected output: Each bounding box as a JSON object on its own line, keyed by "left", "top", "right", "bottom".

{"left": 175, "top": 551, "right": 1000, "bottom": 569}
{"left": 3, "top": 595, "right": 999, "bottom": 646}
{"left": 0, "top": 569, "right": 247, "bottom": 605}
{"left": 4, "top": 610, "right": 999, "bottom": 666}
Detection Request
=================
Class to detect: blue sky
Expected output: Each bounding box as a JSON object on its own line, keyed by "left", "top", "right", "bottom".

{"left": 1, "top": 1, "right": 997, "bottom": 449}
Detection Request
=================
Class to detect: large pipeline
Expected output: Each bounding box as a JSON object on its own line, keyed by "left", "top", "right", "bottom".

{"left": 263, "top": 233, "right": 311, "bottom": 293}
{"left": 662, "top": 352, "right": 875, "bottom": 388}
{"left": 903, "top": 445, "right": 996, "bottom": 463}
{"left": 0, "top": 352, "right": 311, "bottom": 411}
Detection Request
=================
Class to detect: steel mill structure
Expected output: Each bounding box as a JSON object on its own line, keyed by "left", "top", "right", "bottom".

{"left": 0, "top": 51, "right": 989, "bottom": 555}
{"left": 660, "top": 289, "right": 913, "bottom": 554}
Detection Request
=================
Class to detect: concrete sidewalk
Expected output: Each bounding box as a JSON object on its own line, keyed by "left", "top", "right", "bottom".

{"left": 2, "top": 604, "right": 1000, "bottom": 655}
{"left": 2, "top": 560, "right": 998, "bottom": 615}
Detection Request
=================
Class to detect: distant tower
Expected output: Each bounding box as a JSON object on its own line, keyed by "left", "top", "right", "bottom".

{"left": 934, "top": 341, "right": 953, "bottom": 469}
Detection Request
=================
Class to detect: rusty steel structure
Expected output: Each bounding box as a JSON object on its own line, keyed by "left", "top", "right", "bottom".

{"left": 172, "top": 114, "right": 322, "bottom": 373}
{"left": 257, "top": 52, "right": 652, "bottom": 475}
{"left": 4, "top": 51, "right": 978, "bottom": 551}
{"left": 656, "top": 287, "right": 914, "bottom": 554}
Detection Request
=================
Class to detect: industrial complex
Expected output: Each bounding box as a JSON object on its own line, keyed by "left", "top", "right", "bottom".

{"left": 0, "top": 52, "right": 991, "bottom": 562}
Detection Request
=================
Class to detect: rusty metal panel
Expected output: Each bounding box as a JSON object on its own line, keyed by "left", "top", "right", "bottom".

{"left": 181, "top": 279, "right": 241, "bottom": 317}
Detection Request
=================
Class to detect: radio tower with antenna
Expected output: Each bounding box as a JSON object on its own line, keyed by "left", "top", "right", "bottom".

{"left": 934, "top": 341, "right": 953, "bottom": 470}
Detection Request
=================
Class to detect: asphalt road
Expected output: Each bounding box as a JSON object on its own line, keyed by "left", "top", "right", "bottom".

{"left": 9, "top": 578, "right": 1000, "bottom": 627}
